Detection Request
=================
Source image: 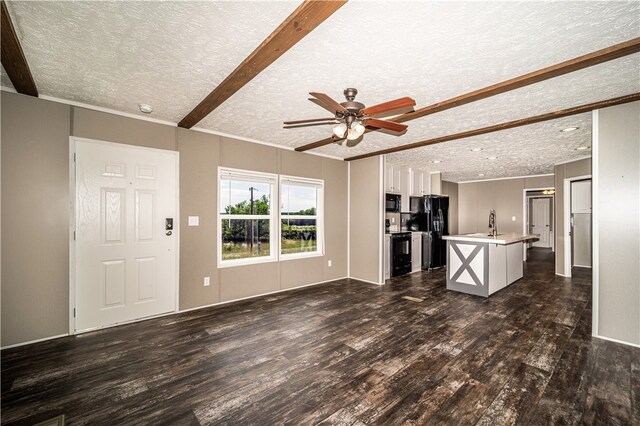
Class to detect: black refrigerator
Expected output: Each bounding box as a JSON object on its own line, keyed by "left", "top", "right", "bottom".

{"left": 409, "top": 195, "right": 449, "bottom": 269}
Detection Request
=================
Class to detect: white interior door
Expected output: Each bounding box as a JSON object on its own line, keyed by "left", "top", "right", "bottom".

{"left": 74, "top": 139, "right": 178, "bottom": 332}
{"left": 531, "top": 198, "right": 551, "bottom": 247}
{"left": 571, "top": 180, "right": 592, "bottom": 267}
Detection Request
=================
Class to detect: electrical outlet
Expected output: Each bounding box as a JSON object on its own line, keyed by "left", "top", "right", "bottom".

{"left": 328, "top": 260, "right": 332, "bottom": 267}
{"left": 204, "top": 276, "right": 210, "bottom": 287}
{"left": 511, "top": 216, "right": 516, "bottom": 222}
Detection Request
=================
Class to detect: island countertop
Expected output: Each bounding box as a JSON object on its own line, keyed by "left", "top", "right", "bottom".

{"left": 442, "top": 232, "right": 539, "bottom": 245}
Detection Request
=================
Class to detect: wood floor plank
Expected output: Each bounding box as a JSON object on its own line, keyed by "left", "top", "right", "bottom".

{"left": 2, "top": 249, "right": 638, "bottom": 425}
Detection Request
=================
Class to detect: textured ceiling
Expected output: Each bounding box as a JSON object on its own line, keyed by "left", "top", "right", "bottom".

{"left": 2, "top": 1, "right": 639, "bottom": 182}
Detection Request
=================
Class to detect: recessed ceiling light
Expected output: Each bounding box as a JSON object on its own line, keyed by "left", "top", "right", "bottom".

{"left": 487, "top": 156, "right": 497, "bottom": 160}
{"left": 576, "top": 146, "right": 590, "bottom": 151}
{"left": 560, "top": 127, "right": 579, "bottom": 132}
{"left": 432, "top": 160, "right": 441, "bottom": 164}
{"left": 478, "top": 173, "right": 485, "bottom": 177}
{"left": 471, "top": 148, "right": 483, "bottom": 152}
{"left": 138, "top": 103, "right": 153, "bottom": 114}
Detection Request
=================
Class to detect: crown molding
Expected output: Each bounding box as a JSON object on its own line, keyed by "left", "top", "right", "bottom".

{"left": 457, "top": 173, "right": 554, "bottom": 184}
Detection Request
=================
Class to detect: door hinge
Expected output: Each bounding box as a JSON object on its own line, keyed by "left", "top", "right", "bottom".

{"left": 73, "top": 308, "right": 76, "bottom": 318}
{"left": 73, "top": 230, "right": 76, "bottom": 240}
{"left": 73, "top": 153, "right": 76, "bottom": 162}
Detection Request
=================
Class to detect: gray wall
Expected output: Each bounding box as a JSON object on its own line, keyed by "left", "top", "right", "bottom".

{"left": 1, "top": 93, "right": 70, "bottom": 345}
{"left": 554, "top": 158, "right": 591, "bottom": 275}
{"left": 458, "top": 175, "right": 554, "bottom": 235}
{"left": 349, "top": 157, "right": 383, "bottom": 284}
{"left": 441, "top": 180, "right": 458, "bottom": 235}
{"left": 1, "top": 92, "right": 348, "bottom": 346}
{"left": 595, "top": 101, "right": 639, "bottom": 345}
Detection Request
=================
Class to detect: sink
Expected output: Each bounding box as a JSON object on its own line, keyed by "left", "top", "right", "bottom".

{"left": 465, "top": 233, "right": 503, "bottom": 237}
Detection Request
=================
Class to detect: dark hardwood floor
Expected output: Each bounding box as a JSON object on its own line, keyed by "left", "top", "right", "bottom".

{"left": 2, "top": 248, "right": 638, "bottom": 425}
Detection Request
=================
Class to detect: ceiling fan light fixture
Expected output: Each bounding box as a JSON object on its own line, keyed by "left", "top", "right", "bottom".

{"left": 352, "top": 121, "right": 365, "bottom": 136}
{"left": 332, "top": 123, "right": 347, "bottom": 138}
{"left": 346, "top": 128, "right": 359, "bottom": 141}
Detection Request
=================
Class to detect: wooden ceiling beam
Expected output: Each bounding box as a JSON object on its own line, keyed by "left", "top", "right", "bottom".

{"left": 179, "top": 0, "right": 347, "bottom": 129}
{"left": 1, "top": 0, "right": 37, "bottom": 96}
{"left": 344, "top": 92, "right": 640, "bottom": 161}
{"left": 296, "top": 37, "right": 640, "bottom": 152}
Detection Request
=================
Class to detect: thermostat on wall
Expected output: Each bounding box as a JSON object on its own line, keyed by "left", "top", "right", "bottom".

{"left": 188, "top": 216, "right": 199, "bottom": 226}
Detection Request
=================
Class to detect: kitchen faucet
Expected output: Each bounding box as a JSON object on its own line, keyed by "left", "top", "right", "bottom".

{"left": 489, "top": 209, "right": 497, "bottom": 237}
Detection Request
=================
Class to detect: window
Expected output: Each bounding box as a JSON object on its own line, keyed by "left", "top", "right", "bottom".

{"left": 280, "top": 176, "right": 324, "bottom": 258}
{"left": 219, "top": 168, "right": 277, "bottom": 266}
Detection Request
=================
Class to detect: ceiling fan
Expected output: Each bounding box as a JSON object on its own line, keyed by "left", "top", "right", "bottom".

{"left": 283, "top": 88, "right": 416, "bottom": 144}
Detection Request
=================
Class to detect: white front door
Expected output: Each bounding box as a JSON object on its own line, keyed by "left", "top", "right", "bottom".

{"left": 531, "top": 198, "right": 551, "bottom": 248}
{"left": 73, "top": 139, "right": 178, "bottom": 332}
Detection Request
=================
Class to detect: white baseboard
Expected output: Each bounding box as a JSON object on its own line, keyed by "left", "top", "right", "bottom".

{"left": 555, "top": 272, "right": 571, "bottom": 277}
{"left": 2, "top": 276, "right": 350, "bottom": 350}
{"left": 1, "top": 333, "right": 69, "bottom": 350}
{"left": 178, "top": 276, "right": 349, "bottom": 314}
{"left": 350, "top": 276, "right": 384, "bottom": 286}
{"left": 594, "top": 334, "right": 640, "bottom": 349}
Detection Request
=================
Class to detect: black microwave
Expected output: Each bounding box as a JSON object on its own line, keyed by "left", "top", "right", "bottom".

{"left": 386, "top": 193, "right": 401, "bottom": 212}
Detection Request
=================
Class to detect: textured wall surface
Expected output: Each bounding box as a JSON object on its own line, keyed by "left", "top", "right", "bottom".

{"left": 595, "top": 101, "right": 639, "bottom": 345}
{"left": 1, "top": 1, "right": 638, "bottom": 180}
{"left": 458, "top": 175, "right": 554, "bottom": 235}
{"left": 1, "top": 93, "right": 70, "bottom": 346}
{"left": 442, "top": 181, "right": 459, "bottom": 235}
{"left": 349, "top": 157, "right": 383, "bottom": 284}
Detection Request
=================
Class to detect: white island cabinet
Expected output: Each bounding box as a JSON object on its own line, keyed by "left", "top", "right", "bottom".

{"left": 442, "top": 233, "right": 538, "bottom": 297}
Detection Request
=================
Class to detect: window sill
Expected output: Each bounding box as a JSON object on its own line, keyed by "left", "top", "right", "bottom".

{"left": 279, "top": 252, "right": 324, "bottom": 262}
{"left": 218, "top": 256, "right": 277, "bottom": 269}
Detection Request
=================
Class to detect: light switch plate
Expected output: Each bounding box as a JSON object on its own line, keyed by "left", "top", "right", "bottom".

{"left": 328, "top": 260, "right": 332, "bottom": 267}
{"left": 188, "top": 216, "right": 199, "bottom": 226}
{"left": 511, "top": 216, "right": 516, "bottom": 221}
{"left": 204, "top": 276, "right": 210, "bottom": 287}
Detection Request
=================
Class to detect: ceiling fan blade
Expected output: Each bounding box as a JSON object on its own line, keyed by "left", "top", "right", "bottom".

{"left": 365, "top": 118, "right": 408, "bottom": 133}
{"left": 309, "top": 92, "right": 349, "bottom": 114}
{"left": 283, "top": 121, "right": 338, "bottom": 129}
{"left": 283, "top": 117, "right": 337, "bottom": 125}
{"left": 361, "top": 97, "right": 416, "bottom": 116}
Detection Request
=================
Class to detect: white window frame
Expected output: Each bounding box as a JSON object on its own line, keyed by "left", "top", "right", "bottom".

{"left": 218, "top": 167, "right": 278, "bottom": 268}
{"left": 279, "top": 175, "right": 325, "bottom": 260}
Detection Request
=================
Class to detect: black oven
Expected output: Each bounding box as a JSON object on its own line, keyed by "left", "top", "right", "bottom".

{"left": 386, "top": 193, "right": 401, "bottom": 212}
{"left": 391, "top": 232, "right": 412, "bottom": 277}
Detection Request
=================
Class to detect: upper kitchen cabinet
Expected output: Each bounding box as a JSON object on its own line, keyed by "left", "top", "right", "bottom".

{"left": 385, "top": 163, "right": 402, "bottom": 193}
{"left": 430, "top": 172, "right": 442, "bottom": 195}
{"left": 400, "top": 167, "right": 410, "bottom": 211}
{"left": 411, "top": 169, "right": 431, "bottom": 196}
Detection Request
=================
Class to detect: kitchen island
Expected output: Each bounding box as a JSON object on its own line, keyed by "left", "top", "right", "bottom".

{"left": 442, "top": 233, "right": 539, "bottom": 297}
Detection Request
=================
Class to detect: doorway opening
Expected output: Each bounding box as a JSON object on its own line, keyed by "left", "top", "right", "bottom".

{"left": 566, "top": 177, "right": 592, "bottom": 276}
{"left": 523, "top": 187, "right": 555, "bottom": 260}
